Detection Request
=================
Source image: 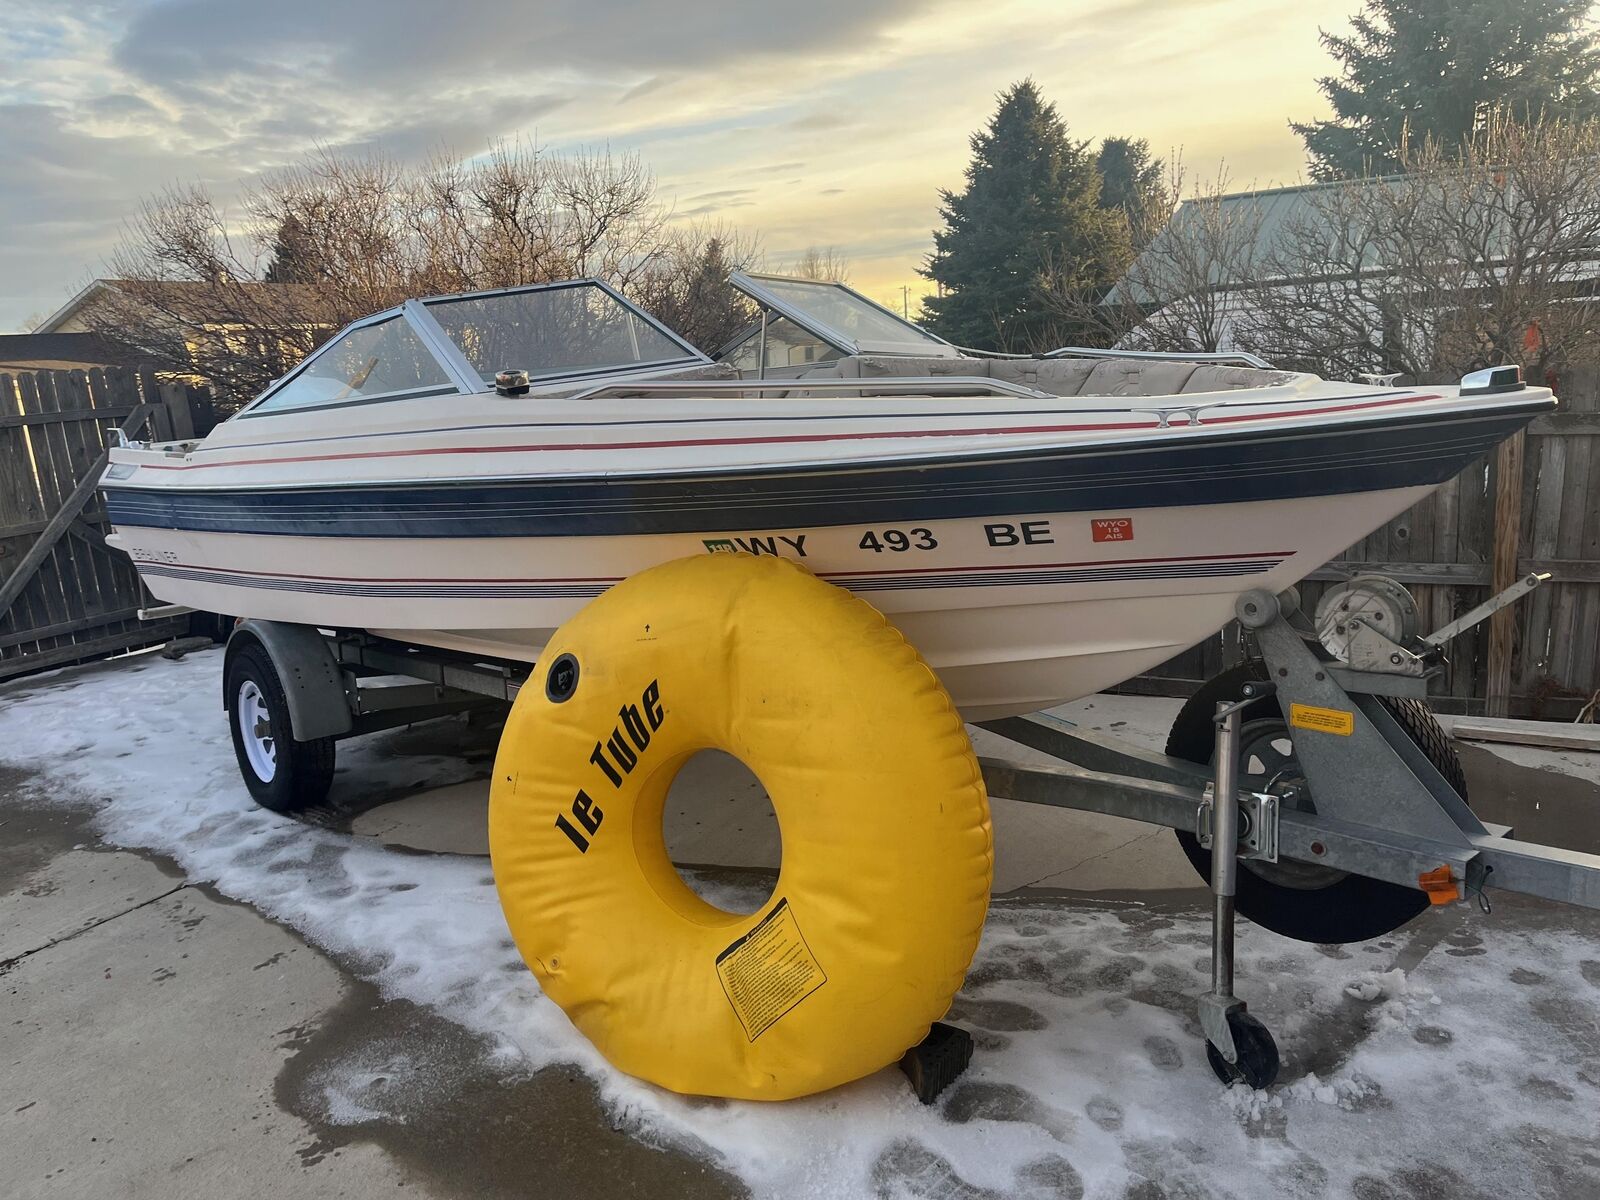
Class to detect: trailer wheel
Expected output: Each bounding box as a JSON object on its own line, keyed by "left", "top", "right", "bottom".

{"left": 1167, "top": 662, "right": 1467, "bottom": 944}
{"left": 225, "top": 643, "right": 336, "bottom": 813}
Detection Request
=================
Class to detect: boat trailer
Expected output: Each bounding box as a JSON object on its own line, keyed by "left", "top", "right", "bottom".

{"left": 979, "top": 570, "right": 1600, "bottom": 1087}
{"left": 211, "top": 567, "right": 1600, "bottom": 1092}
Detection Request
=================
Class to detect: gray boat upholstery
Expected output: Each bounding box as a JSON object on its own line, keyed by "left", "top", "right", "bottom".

{"left": 544, "top": 360, "right": 741, "bottom": 396}
{"left": 652, "top": 362, "right": 743, "bottom": 383}
{"left": 790, "top": 355, "right": 1296, "bottom": 397}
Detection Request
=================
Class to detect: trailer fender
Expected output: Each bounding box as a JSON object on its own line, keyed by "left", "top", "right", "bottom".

{"left": 489, "top": 554, "right": 992, "bottom": 1100}
{"left": 225, "top": 620, "right": 353, "bottom": 741}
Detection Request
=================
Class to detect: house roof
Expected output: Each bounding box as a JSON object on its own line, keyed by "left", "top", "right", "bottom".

{"left": 1107, "top": 174, "right": 1409, "bottom": 306}
{"left": 0, "top": 332, "right": 143, "bottom": 373}
{"left": 33, "top": 279, "right": 338, "bottom": 334}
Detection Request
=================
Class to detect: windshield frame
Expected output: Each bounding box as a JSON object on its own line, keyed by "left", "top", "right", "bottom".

{"left": 420, "top": 277, "right": 708, "bottom": 385}
{"left": 240, "top": 306, "right": 479, "bottom": 418}
{"left": 239, "top": 278, "right": 708, "bottom": 417}
{"left": 726, "top": 270, "right": 961, "bottom": 358}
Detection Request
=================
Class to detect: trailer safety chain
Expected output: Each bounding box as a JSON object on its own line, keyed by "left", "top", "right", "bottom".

{"left": 1469, "top": 864, "right": 1494, "bottom": 915}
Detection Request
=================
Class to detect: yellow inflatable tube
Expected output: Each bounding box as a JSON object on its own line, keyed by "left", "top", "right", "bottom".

{"left": 490, "top": 554, "right": 993, "bottom": 1100}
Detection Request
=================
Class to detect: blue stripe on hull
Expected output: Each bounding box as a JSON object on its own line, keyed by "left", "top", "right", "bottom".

{"left": 103, "top": 411, "right": 1531, "bottom": 540}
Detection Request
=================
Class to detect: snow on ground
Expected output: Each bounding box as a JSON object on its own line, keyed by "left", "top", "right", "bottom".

{"left": 4, "top": 649, "right": 1600, "bottom": 1199}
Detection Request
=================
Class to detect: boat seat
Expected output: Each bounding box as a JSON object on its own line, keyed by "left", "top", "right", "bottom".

{"left": 768, "top": 356, "right": 989, "bottom": 399}
{"left": 988, "top": 359, "right": 1097, "bottom": 395}
{"left": 547, "top": 361, "right": 741, "bottom": 397}
{"left": 653, "top": 362, "right": 743, "bottom": 382}
{"left": 1178, "top": 364, "right": 1297, "bottom": 393}
{"left": 798, "top": 355, "right": 1294, "bottom": 398}
{"left": 850, "top": 356, "right": 992, "bottom": 379}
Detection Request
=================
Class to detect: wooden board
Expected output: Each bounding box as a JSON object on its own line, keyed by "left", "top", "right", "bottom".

{"left": 1452, "top": 717, "right": 1600, "bottom": 753}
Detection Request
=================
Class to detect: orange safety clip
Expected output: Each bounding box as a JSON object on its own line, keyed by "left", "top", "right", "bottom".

{"left": 1418, "top": 865, "right": 1458, "bottom": 905}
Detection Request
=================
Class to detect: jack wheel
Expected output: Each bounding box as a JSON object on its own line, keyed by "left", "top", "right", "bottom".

{"left": 1205, "top": 1012, "right": 1279, "bottom": 1090}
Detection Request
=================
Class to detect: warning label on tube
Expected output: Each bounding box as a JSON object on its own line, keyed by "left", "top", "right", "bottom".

{"left": 715, "top": 897, "right": 827, "bottom": 1041}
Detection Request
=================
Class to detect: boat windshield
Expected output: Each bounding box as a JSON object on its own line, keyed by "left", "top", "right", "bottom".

{"left": 251, "top": 316, "right": 456, "bottom": 413}
{"left": 425, "top": 281, "right": 703, "bottom": 383}
{"left": 245, "top": 279, "right": 709, "bottom": 416}
{"left": 728, "top": 272, "right": 959, "bottom": 358}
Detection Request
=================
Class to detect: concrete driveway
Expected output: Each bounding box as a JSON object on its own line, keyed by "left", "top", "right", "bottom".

{"left": 3, "top": 649, "right": 1599, "bottom": 1199}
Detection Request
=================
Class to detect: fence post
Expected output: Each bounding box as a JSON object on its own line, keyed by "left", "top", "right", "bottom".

{"left": 1484, "top": 430, "right": 1526, "bottom": 716}
{"left": 158, "top": 380, "right": 195, "bottom": 441}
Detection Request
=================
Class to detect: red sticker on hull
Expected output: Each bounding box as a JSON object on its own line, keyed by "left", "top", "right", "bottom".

{"left": 1091, "top": 518, "right": 1134, "bottom": 542}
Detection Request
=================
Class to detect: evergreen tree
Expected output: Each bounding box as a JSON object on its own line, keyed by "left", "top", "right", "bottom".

{"left": 263, "top": 216, "right": 321, "bottom": 283}
{"left": 922, "top": 80, "right": 1130, "bottom": 352}
{"left": 633, "top": 232, "right": 758, "bottom": 353}
{"left": 1294, "top": 0, "right": 1600, "bottom": 180}
{"left": 1096, "top": 137, "right": 1168, "bottom": 249}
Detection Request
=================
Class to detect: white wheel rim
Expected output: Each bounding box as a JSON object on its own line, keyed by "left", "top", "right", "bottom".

{"left": 237, "top": 680, "right": 277, "bottom": 783}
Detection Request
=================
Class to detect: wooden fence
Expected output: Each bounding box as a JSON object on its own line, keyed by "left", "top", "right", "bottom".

{"left": 1121, "top": 366, "right": 1600, "bottom": 718}
{"left": 0, "top": 367, "right": 214, "bottom": 682}
{"left": 3, "top": 362, "right": 1597, "bottom": 712}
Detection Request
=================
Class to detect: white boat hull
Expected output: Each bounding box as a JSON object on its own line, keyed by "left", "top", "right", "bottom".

{"left": 112, "top": 485, "right": 1431, "bottom": 719}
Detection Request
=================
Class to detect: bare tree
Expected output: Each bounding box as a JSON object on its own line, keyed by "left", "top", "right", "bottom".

{"left": 1056, "top": 113, "right": 1600, "bottom": 381}
{"left": 1047, "top": 161, "right": 1264, "bottom": 352}
{"left": 89, "top": 143, "right": 701, "bottom": 408}
{"left": 1247, "top": 110, "right": 1600, "bottom": 381}
{"left": 784, "top": 246, "right": 851, "bottom": 282}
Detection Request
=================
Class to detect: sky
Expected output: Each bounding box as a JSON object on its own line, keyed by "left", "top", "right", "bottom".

{"left": 0, "top": 0, "right": 1361, "bottom": 332}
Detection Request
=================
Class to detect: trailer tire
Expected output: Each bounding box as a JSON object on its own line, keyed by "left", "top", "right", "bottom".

{"left": 489, "top": 554, "right": 993, "bottom": 1100}
{"left": 1167, "top": 662, "right": 1467, "bottom": 945}
{"left": 225, "top": 643, "right": 336, "bottom": 813}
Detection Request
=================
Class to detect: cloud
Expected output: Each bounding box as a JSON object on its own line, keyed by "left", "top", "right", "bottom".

{"left": 618, "top": 75, "right": 669, "bottom": 104}
{"left": 683, "top": 188, "right": 755, "bottom": 204}
{"left": 786, "top": 110, "right": 855, "bottom": 133}
{"left": 112, "top": 0, "right": 927, "bottom": 89}
{"left": 0, "top": 101, "right": 225, "bottom": 325}
{"left": 737, "top": 161, "right": 809, "bottom": 176}
{"left": 0, "top": 0, "right": 1343, "bottom": 329}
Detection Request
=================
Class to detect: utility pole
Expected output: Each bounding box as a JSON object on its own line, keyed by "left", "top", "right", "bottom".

{"left": 899, "top": 285, "right": 911, "bottom": 318}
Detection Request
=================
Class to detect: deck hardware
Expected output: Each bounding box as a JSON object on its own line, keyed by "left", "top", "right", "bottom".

{"left": 1043, "top": 346, "right": 1275, "bottom": 370}
{"left": 495, "top": 368, "right": 531, "bottom": 397}
{"left": 1460, "top": 364, "right": 1524, "bottom": 396}
{"left": 567, "top": 375, "right": 1056, "bottom": 401}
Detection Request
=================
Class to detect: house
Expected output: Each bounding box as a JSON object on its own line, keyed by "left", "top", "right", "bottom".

{"left": 32, "top": 279, "right": 337, "bottom": 391}
{"left": 33, "top": 279, "right": 333, "bottom": 336}
{"left": 1103, "top": 175, "right": 1453, "bottom": 363}
{"left": 1106, "top": 171, "right": 1581, "bottom": 375}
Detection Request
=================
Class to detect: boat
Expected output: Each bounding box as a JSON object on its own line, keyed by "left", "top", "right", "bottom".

{"left": 100, "top": 276, "right": 1554, "bottom": 720}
